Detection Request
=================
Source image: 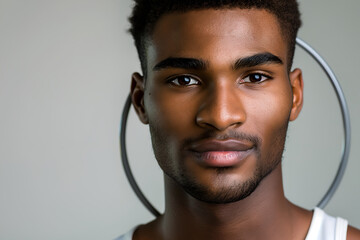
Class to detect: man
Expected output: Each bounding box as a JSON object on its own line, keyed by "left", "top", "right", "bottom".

{"left": 118, "top": 0, "right": 360, "bottom": 239}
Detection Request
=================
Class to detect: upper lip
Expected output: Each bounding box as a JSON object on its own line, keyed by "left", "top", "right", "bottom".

{"left": 188, "top": 139, "right": 254, "bottom": 153}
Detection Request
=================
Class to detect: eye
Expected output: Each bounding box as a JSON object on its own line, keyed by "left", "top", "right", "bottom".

{"left": 169, "top": 75, "right": 200, "bottom": 86}
{"left": 242, "top": 73, "right": 271, "bottom": 83}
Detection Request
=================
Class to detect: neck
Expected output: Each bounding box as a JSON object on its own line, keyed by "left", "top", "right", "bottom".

{"left": 160, "top": 165, "right": 296, "bottom": 240}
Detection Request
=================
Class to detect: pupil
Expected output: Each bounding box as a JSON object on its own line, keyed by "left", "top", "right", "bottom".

{"left": 179, "top": 76, "right": 191, "bottom": 85}
{"left": 250, "top": 74, "right": 261, "bottom": 82}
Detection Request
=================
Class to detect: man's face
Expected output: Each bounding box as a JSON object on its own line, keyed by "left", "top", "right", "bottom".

{"left": 132, "top": 9, "right": 303, "bottom": 203}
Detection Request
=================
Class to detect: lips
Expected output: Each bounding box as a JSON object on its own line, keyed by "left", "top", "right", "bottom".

{"left": 187, "top": 139, "right": 254, "bottom": 167}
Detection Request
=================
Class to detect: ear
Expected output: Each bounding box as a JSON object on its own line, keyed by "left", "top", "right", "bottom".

{"left": 289, "top": 68, "right": 304, "bottom": 121}
{"left": 131, "top": 72, "right": 148, "bottom": 124}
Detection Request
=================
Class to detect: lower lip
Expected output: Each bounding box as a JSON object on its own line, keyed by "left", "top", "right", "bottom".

{"left": 193, "top": 150, "right": 252, "bottom": 167}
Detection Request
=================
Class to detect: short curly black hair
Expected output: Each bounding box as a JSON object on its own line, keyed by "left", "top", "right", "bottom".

{"left": 129, "top": 0, "right": 301, "bottom": 76}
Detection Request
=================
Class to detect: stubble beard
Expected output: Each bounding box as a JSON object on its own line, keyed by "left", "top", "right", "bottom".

{"left": 149, "top": 121, "right": 289, "bottom": 204}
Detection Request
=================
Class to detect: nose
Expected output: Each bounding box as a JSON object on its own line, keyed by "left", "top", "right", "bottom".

{"left": 196, "top": 81, "right": 246, "bottom": 131}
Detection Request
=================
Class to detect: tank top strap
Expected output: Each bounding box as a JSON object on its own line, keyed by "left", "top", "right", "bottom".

{"left": 335, "top": 216, "right": 348, "bottom": 240}
{"left": 305, "top": 208, "right": 348, "bottom": 240}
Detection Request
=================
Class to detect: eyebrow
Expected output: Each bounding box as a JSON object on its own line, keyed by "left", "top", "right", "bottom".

{"left": 233, "top": 52, "right": 283, "bottom": 70}
{"left": 153, "top": 57, "right": 208, "bottom": 71}
{"left": 152, "top": 52, "right": 283, "bottom": 72}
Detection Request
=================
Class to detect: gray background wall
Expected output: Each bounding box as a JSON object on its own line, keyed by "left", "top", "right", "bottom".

{"left": 0, "top": 0, "right": 359, "bottom": 239}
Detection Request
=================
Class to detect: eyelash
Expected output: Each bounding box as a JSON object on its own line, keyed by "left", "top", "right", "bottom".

{"left": 167, "top": 72, "right": 272, "bottom": 86}
{"left": 241, "top": 72, "right": 273, "bottom": 84}
{"left": 167, "top": 75, "right": 200, "bottom": 86}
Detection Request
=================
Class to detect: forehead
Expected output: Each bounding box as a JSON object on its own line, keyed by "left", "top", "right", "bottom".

{"left": 146, "top": 9, "right": 288, "bottom": 72}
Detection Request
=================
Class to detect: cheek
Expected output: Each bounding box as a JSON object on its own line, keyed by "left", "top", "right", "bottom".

{"left": 247, "top": 86, "right": 292, "bottom": 140}
{"left": 144, "top": 88, "right": 196, "bottom": 141}
{"left": 144, "top": 88, "right": 199, "bottom": 172}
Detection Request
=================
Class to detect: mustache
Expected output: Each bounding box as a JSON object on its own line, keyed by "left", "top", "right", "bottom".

{"left": 182, "top": 130, "right": 262, "bottom": 149}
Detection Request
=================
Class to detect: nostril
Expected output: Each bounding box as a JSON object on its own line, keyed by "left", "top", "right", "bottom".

{"left": 195, "top": 107, "right": 246, "bottom": 131}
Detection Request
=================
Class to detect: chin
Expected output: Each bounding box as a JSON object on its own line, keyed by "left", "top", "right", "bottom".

{"left": 174, "top": 168, "right": 263, "bottom": 204}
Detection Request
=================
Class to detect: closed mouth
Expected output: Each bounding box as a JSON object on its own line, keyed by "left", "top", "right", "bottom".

{"left": 187, "top": 139, "right": 255, "bottom": 167}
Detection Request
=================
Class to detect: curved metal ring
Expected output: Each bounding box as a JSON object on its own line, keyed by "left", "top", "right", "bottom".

{"left": 120, "top": 37, "right": 351, "bottom": 216}
{"left": 295, "top": 38, "right": 351, "bottom": 208}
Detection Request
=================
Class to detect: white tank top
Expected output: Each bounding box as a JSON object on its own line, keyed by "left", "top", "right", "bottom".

{"left": 116, "top": 208, "right": 348, "bottom": 240}
{"left": 305, "top": 207, "right": 348, "bottom": 240}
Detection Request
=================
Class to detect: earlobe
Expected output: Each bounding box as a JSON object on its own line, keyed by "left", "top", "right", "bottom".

{"left": 289, "top": 68, "right": 304, "bottom": 121}
{"left": 131, "top": 72, "right": 149, "bottom": 124}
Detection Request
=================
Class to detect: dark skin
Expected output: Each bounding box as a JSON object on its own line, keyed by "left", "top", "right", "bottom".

{"left": 131, "top": 8, "right": 360, "bottom": 240}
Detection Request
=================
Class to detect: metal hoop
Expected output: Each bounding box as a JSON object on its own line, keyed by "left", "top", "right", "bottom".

{"left": 120, "top": 37, "right": 351, "bottom": 216}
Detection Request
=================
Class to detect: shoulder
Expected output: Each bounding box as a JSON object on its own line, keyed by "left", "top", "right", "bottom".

{"left": 118, "top": 218, "right": 162, "bottom": 240}
{"left": 132, "top": 219, "right": 162, "bottom": 240}
{"left": 114, "top": 226, "right": 138, "bottom": 240}
{"left": 347, "top": 225, "right": 360, "bottom": 240}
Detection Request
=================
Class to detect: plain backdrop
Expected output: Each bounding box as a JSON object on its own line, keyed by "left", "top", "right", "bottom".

{"left": 0, "top": 0, "right": 359, "bottom": 239}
